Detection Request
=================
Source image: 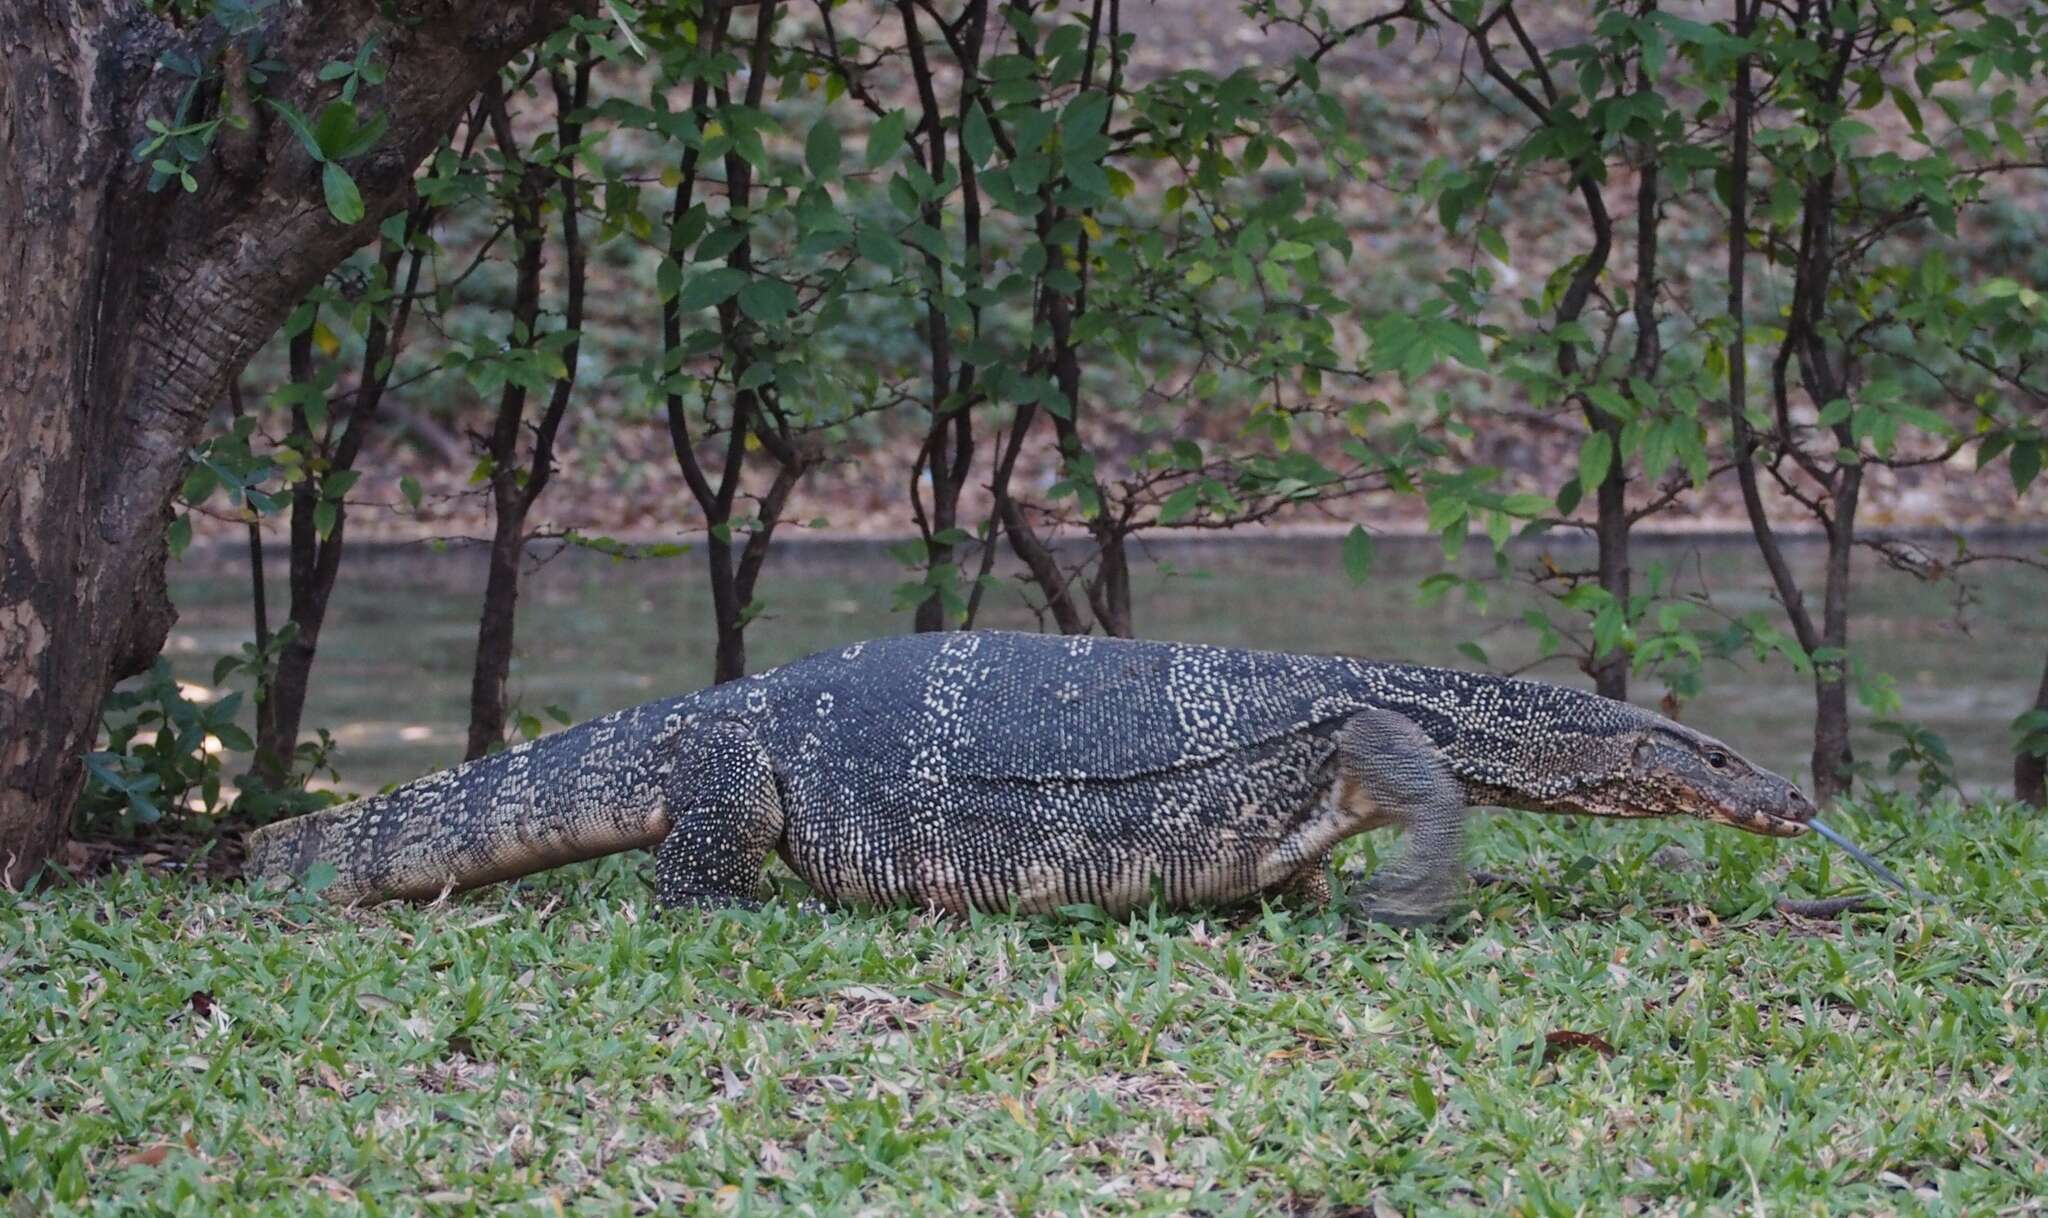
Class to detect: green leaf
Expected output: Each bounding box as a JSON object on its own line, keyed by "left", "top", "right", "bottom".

{"left": 1158, "top": 486, "right": 1200, "bottom": 524}
{"left": 737, "top": 278, "right": 798, "bottom": 322}
{"left": 321, "top": 162, "right": 364, "bottom": 224}
{"left": 676, "top": 267, "right": 748, "bottom": 311}
{"left": 857, "top": 226, "right": 902, "bottom": 272}
{"left": 1342, "top": 525, "right": 1375, "bottom": 586}
{"left": 1435, "top": 321, "right": 1484, "bottom": 370}
{"left": 1060, "top": 92, "right": 1110, "bottom": 140}
{"left": 181, "top": 463, "right": 219, "bottom": 505}
{"left": 1585, "top": 385, "right": 1631, "bottom": 420}
{"left": 400, "top": 476, "right": 422, "bottom": 511}
{"left": 963, "top": 106, "right": 996, "bottom": 168}
{"left": 1579, "top": 430, "right": 1613, "bottom": 492}
{"left": 2011, "top": 442, "right": 2041, "bottom": 494}
{"left": 696, "top": 224, "right": 746, "bottom": 263}
{"left": 867, "top": 110, "right": 909, "bottom": 168}
{"left": 328, "top": 109, "right": 388, "bottom": 161}
{"left": 805, "top": 117, "right": 842, "bottom": 179}
{"left": 1486, "top": 509, "right": 1511, "bottom": 551}
{"left": 1410, "top": 1072, "right": 1438, "bottom": 1121}
{"left": 298, "top": 861, "right": 339, "bottom": 895}
{"left": 266, "top": 99, "right": 327, "bottom": 162}
{"left": 312, "top": 102, "right": 360, "bottom": 159}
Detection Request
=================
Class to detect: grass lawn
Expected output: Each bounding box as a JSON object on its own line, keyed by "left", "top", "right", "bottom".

{"left": 3, "top": 798, "right": 2043, "bottom": 1216}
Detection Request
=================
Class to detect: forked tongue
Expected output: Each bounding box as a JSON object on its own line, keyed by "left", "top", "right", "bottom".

{"left": 1808, "top": 818, "right": 1924, "bottom": 899}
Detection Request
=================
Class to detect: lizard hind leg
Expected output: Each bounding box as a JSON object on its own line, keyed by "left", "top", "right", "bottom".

{"left": 652, "top": 720, "right": 787, "bottom": 911}
{"left": 1336, "top": 706, "right": 1473, "bottom": 927}
{"left": 1271, "top": 852, "right": 1334, "bottom": 909}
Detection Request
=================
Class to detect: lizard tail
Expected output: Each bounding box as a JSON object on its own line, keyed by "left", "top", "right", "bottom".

{"left": 244, "top": 719, "right": 677, "bottom": 904}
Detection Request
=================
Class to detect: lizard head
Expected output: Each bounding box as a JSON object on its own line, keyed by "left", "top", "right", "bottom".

{"left": 1595, "top": 721, "right": 1815, "bottom": 837}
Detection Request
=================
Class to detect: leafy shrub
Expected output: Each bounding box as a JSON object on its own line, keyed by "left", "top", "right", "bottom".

{"left": 79, "top": 657, "right": 340, "bottom": 837}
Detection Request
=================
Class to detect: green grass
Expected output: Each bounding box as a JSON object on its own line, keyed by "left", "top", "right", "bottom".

{"left": 4, "top": 798, "right": 2044, "bottom": 1216}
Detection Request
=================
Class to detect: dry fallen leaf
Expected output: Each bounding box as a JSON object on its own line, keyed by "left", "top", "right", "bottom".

{"left": 1542, "top": 1029, "right": 1618, "bottom": 1063}
{"left": 837, "top": 984, "right": 898, "bottom": 1003}
{"left": 117, "top": 1144, "right": 173, "bottom": 1169}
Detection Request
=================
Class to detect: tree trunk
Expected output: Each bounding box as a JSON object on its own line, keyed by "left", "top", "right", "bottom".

{"left": 899, "top": 0, "right": 975, "bottom": 635}
{"left": 1588, "top": 447, "right": 1631, "bottom": 701}
{"left": 465, "top": 523, "right": 528, "bottom": 759}
{"left": 2018, "top": 653, "right": 2048, "bottom": 808}
{"left": 1086, "top": 517, "right": 1135, "bottom": 639}
{"left": 706, "top": 535, "right": 748, "bottom": 685}
{"left": 259, "top": 328, "right": 326, "bottom": 780}
{"left": 1041, "top": 272, "right": 1125, "bottom": 637}
{"left": 260, "top": 222, "right": 429, "bottom": 778}
{"left": 913, "top": 411, "right": 972, "bottom": 633}
{"left": 0, "top": 1, "right": 588, "bottom": 888}
{"left": 1811, "top": 663, "right": 1854, "bottom": 800}
{"left": 462, "top": 62, "right": 588, "bottom": 756}
{"left": 463, "top": 86, "right": 554, "bottom": 759}
{"left": 989, "top": 404, "right": 1088, "bottom": 635}
{"left": 228, "top": 380, "right": 279, "bottom": 776}
{"left": 1810, "top": 474, "right": 1862, "bottom": 800}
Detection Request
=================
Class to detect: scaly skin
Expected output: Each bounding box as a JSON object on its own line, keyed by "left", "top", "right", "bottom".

{"left": 246, "top": 631, "right": 1815, "bottom": 922}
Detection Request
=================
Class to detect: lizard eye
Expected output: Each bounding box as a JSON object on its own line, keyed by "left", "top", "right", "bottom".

{"left": 1704, "top": 750, "right": 1730, "bottom": 770}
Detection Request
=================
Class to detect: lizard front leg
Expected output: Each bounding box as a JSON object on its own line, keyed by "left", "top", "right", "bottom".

{"left": 1336, "top": 706, "right": 1472, "bottom": 927}
{"left": 653, "top": 720, "right": 786, "bottom": 911}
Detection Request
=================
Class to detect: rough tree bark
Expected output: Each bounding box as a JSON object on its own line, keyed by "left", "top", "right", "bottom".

{"left": 0, "top": 0, "right": 590, "bottom": 888}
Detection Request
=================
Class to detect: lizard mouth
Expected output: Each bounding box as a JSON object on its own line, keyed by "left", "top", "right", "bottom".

{"left": 1728, "top": 809, "right": 1812, "bottom": 838}
{"left": 1712, "top": 781, "right": 1826, "bottom": 839}
{"left": 1704, "top": 792, "right": 1815, "bottom": 838}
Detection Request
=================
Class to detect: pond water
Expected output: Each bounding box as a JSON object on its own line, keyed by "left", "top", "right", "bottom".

{"left": 165, "top": 534, "right": 2044, "bottom": 796}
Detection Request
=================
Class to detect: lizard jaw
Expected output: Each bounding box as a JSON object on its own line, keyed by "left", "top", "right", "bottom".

{"left": 1699, "top": 780, "right": 1817, "bottom": 838}
{"left": 1707, "top": 807, "right": 1813, "bottom": 838}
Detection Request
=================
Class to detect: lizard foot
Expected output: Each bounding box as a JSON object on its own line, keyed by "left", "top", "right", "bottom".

{"left": 1364, "top": 904, "right": 1456, "bottom": 929}
{"left": 1353, "top": 878, "right": 1469, "bottom": 930}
